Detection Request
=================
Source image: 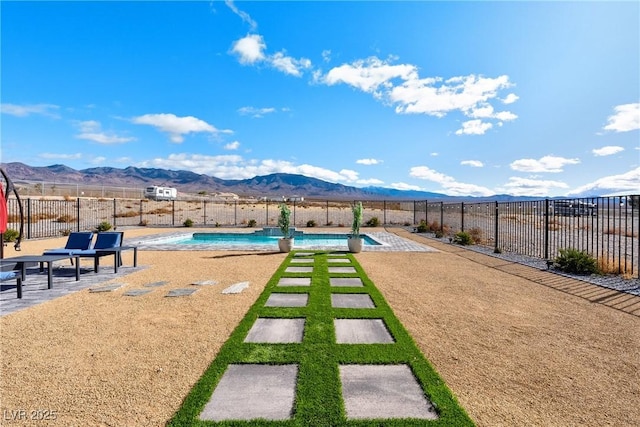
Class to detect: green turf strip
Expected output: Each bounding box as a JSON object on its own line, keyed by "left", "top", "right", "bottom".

{"left": 168, "top": 252, "right": 474, "bottom": 426}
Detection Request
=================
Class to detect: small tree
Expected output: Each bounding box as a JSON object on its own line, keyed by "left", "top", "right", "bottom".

{"left": 278, "top": 203, "right": 292, "bottom": 238}
{"left": 351, "top": 201, "right": 363, "bottom": 238}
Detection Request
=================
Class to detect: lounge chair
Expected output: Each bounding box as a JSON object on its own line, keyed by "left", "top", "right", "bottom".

{"left": 43, "top": 231, "right": 95, "bottom": 263}
{"left": 74, "top": 232, "right": 137, "bottom": 273}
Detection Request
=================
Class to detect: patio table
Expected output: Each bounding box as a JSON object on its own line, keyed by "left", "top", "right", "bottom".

{"left": 0, "top": 254, "right": 80, "bottom": 298}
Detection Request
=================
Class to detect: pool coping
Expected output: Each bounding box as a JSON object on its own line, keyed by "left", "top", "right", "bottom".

{"left": 127, "top": 230, "right": 437, "bottom": 252}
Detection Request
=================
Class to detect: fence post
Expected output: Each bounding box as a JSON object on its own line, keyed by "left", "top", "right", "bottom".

{"left": 461, "top": 202, "right": 465, "bottom": 232}
{"left": 139, "top": 200, "right": 143, "bottom": 226}
{"left": 293, "top": 200, "right": 296, "bottom": 227}
{"left": 326, "top": 200, "right": 329, "bottom": 226}
{"left": 383, "top": 200, "right": 387, "bottom": 225}
{"left": 425, "top": 200, "right": 428, "bottom": 225}
{"left": 172, "top": 200, "right": 175, "bottom": 226}
{"left": 266, "top": 201, "right": 269, "bottom": 226}
{"left": 494, "top": 201, "right": 499, "bottom": 252}
{"left": 26, "top": 198, "right": 31, "bottom": 239}
{"left": 544, "top": 199, "right": 549, "bottom": 260}
{"left": 76, "top": 198, "right": 81, "bottom": 232}
{"left": 440, "top": 202, "right": 444, "bottom": 234}
{"left": 234, "top": 200, "right": 237, "bottom": 226}
{"left": 113, "top": 199, "right": 117, "bottom": 229}
{"left": 203, "top": 200, "right": 207, "bottom": 225}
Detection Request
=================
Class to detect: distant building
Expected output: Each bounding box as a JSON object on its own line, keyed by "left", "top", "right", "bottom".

{"left": 213, "top": 192, "right": 239, "bottom": 200}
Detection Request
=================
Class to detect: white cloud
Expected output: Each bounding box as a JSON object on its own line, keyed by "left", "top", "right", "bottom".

{"left": 510, "top": 155, "right": 580, "bottom": 173}
{"left": 224, "top": 141, "right": 240, "bottom": 150}
{"left": 357, "top": 178, "right": 384, "bottom": 185}
{"left": 39, "top": 152, "right": 82, "bottom": 160}
{"left": 389, "top": 182, "right": 423, "bottom": 191}
{"left": 318, "top": 57, "right": 518, "bottom": 134}
{"left": 455, "top": 119, "right": 493, "bottom": 135}
{"left": 91, "top": 156, "right": 107, "bottom": 164}
{"left": 568, "top": 167, "right": 640, "bottom": 196}
{"left": 1, "top": 103, "right": 60, "bottom": 118}
{"left": 270, "top": 51, "right": 311, "bottom": 77}
{"left": 603, "top": 103, "right": 640, "bottom": 132}
{"left": 238, "top": 106, "right": 277, "bottom": 118}
{"left": 461, "top": 160, "right": 484, "bottom": 167}
{"left": 356, "top": 158, "right": 382, "bottom": 165}
{"left": 225, "top": 0, "right": 257, "bottom": 31}
{"left": 230, "top": 34, "right": 311, "bottom": 77}
{"left": 322, "top": 56, "right": 417, "bottom": 95}
{"left": 231, "top": 34, "right": 266, "bottom": 64}
{"left": 136, "top": 153, "right": 363, "bottom": 184}
{"left": 131, "top": 113, "right": 232, "bottom": 143}
{"left": 322, "top": 49, "right": 331, "bottom": 62}
{"left": 592, "top": 146, "right": 624, "bottom": 157}
{"left": 498, "top": 177, "right": 569, "bottom": 197}
{"left": 74, "top": 120, "right": 135, "bottom": 144}
{"left": 409, "top": 165, "right": 493, "bottom": 196}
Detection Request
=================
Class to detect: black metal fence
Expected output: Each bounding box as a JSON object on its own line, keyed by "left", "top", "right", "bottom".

{"left": 4, "top": 195, "right": 639, "bottom": 278}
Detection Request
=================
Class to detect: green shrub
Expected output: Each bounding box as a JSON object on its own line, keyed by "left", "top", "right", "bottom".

{"left": 3, "top": 229, "right": 19, "bottom": 242}
{"left": 306, "top": 219, "right": 316, "bottom": 227}
{"left": 96, "top": 221, "right": 112, "bottom": 232}
{"left": 59, "top": 229, "right": 72, "bottom": 236}
{"left": 247, "top": 219, "right": 257, "bottom": 228}
{"left": 366, "top": 216, "right": 380, "bottom": 227}
{"left": 453, "top": 231, "right": 473, "bottom": 245}
{"left": 416, "top": 220, "right": 428, "bottom": 233}
{"left": 183, "top": 218, "right": 194, "bottom": 227}
{"left": 554, "top": 248, "right": 599, "bottom": 275}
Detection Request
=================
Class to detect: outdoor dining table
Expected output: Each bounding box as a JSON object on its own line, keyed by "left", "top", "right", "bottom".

{"left": 0, "top": 254, "right": 80, "bottom": 298}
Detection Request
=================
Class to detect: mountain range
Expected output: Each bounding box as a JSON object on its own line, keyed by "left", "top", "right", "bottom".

{"left": 0, "top": 162, "right": 537, "bottom": 201}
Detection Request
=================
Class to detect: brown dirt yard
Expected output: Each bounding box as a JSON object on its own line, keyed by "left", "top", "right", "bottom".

{"left": 1, "top": 227, "right": 638, "bottom": 426}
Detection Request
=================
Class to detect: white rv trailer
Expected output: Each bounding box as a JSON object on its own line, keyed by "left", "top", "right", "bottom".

{"left": 144, "top": 186, "right": 177, "bottom": 201}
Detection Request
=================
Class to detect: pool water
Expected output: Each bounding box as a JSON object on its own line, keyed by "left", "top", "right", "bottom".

{"left": 168, "top": 232, "right": 381, "bottom": 248}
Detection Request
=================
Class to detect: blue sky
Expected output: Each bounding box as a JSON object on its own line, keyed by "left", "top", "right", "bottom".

{"left": 1, "top": 1, "right": 639, "bottom": 197}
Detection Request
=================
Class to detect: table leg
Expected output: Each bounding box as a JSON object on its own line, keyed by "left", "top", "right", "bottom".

{"left": 46, "top": 261, "right": 53, "bottom": 289}
{"left": 133, "top": 248, "right": 138, "bottom": 267}
{"left": 74, "top": 256, "right": 80, "bottom": 280}
{"left": 113, "top": 253, "right": 118, "bottom": 273}
{"left": 17, "top": 277, "right": 22, "bottom": 299}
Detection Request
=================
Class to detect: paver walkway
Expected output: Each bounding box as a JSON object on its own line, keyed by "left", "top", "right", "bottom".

{"left": 189, "top": 251, "right": 450, "bottom": 425}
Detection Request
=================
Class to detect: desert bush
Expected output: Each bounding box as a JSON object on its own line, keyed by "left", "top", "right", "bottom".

{"left": 468, "top": 227, "right": 483, "bottom": 244}
{"left": 453, "top": 231, "right": 473, "bottom": 246}
{"left": 366, "top": 217, "right": 380, "bottom": 227}
{"left": 63, "top": 194, "right": 73, "bottom": 201}
{"left": 306, "top": 219, "right": 316, "bottom": 227}
{"left": 115, "top": 210, "right": 139, "bottom": 218}
{"left": 3, "top": 229, "right": 19, "bottom": 242}
{"left": 138, "top": 219, "right": 149, "bottom": 226}
{"left": 59, "top": 229, "right": 72, "bottom": 236}
{"left": 416, "top": 220, "right": 428, "bottom": 233}
{"left": 96, "top": 221, "right": 112, "bottom": 232}
{"left": 554, "top": 248, "right": 599, "bottom": 275}
{"left": 183, "top": 218, "right": 194, "bottom": 227}
{"left": 247, "top": 219, "right": 257, "bottom": 228}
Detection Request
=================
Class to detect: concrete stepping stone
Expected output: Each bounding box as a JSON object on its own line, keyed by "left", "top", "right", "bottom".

{"left": 285, "top": 266, "right": 313, "bottom": 273}
{"left": 191, "top": 280, "right": 219, "bottom": 286}
{"left": 331, "top": 294, "right": 375, "bottom": 308}
{"left": 290, "top": 258, "right": 314, "bottom": 264}
{"left": 265, "top": 293, "right": 308, "bottom": 307}
{"left": 244, "top": 318, "right": 305, "bottom": 343}
{"left": 330, "top": 277, "right": 363, "bottom": 287}
{"left": 294, "top": 252, "right": 314, "bottom": 257}
{"left": 278, "top": 277, "right": 311, "bottom": 287}
{"left": 199, "top": 364, "right": 298, "bottom": 421}
{"left": 144, "top": 281, "right": 168, "bottom": 288}
{"left": 166, "top": 288, "right": 197, "bottom": 297}
{"left": 339, "top": 364, "right": 438, "bottom": 420}
{"left": 89, "top": 283, "right": 125, "bottom": 293}
{"left": 334, "top": 319, "right": 394, "bottom": 343}
{"left": 327, "top": 258, "right": 351, "bottom": 264}
{"left": 123, "top": 289, "right": 152, "bottom": 297}
{"left": 328, "top": 266, "right": 356, "bottom": 273}
{"left": 222, "top": 281, "right": 249, "bottom": 294}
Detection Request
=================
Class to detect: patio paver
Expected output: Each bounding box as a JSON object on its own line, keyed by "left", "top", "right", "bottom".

{"left": 265, "top": 293, "right": 309, "bottom": 307}
{"left": 199, "top": 364, "right": 298, "bottom": 421}
{"left": 328, "top": 266, "right": 357, "bottom": 273}
{"left": 285, "top": 266, "right": 314, "bottom": 273}
{"left": 334, "top": 319, "right": 394, "bottom": 343}
{"left": 331, "top": 293, "right": 375, "bottom": 308}
{"left": 244, "top": 318, "right": 305, "bottom": 343}
{"left": 329, "top": 277, "right": 363, "bottom": 287}
{"left": 340, "top": 364, "right": 438, "bottom": 420}
{"left": 277, "top": 277, "right": 311, "bottom": 287}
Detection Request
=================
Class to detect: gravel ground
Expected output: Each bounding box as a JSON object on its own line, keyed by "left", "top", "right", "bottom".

{"left": 414, "top": 231, "right": 640, "bottom": 297}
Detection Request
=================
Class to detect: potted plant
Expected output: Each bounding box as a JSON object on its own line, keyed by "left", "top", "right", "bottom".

{"left": 347, "top": 201, "right": 363, "bottom": 253}
{"left": 277, "top": 203, "right": 294, "bottom": 252}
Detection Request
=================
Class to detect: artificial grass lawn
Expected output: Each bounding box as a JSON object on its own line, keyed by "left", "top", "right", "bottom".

{"left": 169, "top": 252, "right": 474, "bottom": 426}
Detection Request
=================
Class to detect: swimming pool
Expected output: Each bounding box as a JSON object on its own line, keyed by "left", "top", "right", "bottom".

{"left": 167, "top": 232, "right": 381, "bottom": 248}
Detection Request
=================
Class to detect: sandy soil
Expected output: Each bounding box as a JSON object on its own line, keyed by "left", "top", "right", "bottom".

{"left": 1, "top": 227, "right": 638, "bottom": 426}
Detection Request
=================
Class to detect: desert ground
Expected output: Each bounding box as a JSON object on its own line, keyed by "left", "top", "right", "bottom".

{"left": 0, "top": 227, "right": 638, "bottom": 426}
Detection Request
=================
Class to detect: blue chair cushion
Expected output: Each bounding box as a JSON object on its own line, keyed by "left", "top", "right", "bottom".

{"left": 93, "top": 232, "right": 122, "bottom": 250}
{"left": 0, "top": 271, "right": 17, "bottom": 281}
{"left": 64, "top": 232, "right": 95, "bottom": 250}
